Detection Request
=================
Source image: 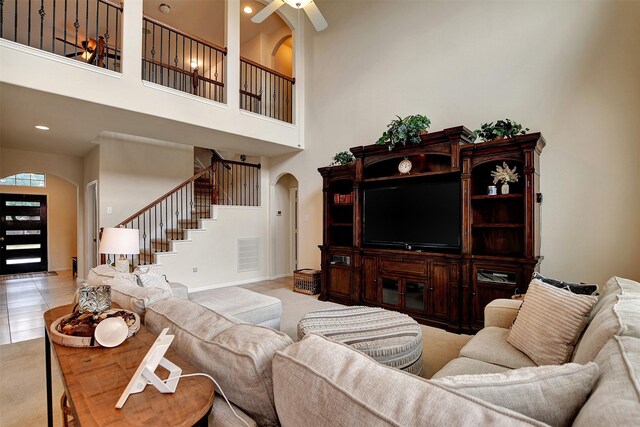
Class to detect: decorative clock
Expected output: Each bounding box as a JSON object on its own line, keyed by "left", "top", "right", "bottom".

{"left": 398, "top": 158, "right": 412, "bottom": 175}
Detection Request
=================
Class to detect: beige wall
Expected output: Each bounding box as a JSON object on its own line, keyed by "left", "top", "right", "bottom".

{"left": 1, "top": 147, "right": 84, "bottom": 277}
{"left": 270, "top": 0, "right": 640, "bottom": 284}
{"left": 0, "top": 175, "right": 77, "bottom": 272}
{"left": 97, "top": 137, "right": 194, "bottom": 227}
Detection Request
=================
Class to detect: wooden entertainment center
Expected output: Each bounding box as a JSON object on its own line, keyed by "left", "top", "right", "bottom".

{"left": 318, "top": 126, "right": 545, "bottom": 333}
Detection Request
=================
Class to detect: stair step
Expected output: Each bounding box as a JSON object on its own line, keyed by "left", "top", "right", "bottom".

{"left": 151, "top": 238, "right": 171, "bottom": 251}
{"left": 139, "top": 250, "right": 155, "bottom": 264}
{"left": 178, "top": 219, "right": 199, "bottom": 229}
{"left": 165, "top": 229, "right": 185, "bottom": 239}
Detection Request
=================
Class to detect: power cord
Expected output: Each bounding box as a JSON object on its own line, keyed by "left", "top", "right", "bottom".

{"left": 150, "top": 373, "right": 251, "bottom": 427}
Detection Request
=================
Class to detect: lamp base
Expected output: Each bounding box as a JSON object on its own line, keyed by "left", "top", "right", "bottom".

{"left": 114, "top": 257, "right": 130, "bottom": 273}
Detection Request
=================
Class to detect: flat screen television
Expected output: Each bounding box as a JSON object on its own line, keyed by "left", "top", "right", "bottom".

{"left": 363, "top": 177, "right": 461, "bottom": 250}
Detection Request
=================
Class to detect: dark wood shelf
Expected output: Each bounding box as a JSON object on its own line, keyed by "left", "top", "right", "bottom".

{"left": 330, "top": 223, "right": 353, "bottom": 227}
{"left": 332, "top": 203, "right": 353, "bottom": 207}
{"left": 364, "top": 170, "right": 454, "bottom": 183}
{"left": 473, "top": 223, "right": 524, "bottom": 228}
{"left": 471, "top": 194, "right": 523, "bottom": 200}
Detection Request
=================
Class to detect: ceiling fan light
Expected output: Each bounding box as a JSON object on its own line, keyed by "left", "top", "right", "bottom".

{"left": 190, "top": 61, "right": 199, "bottom": 69}
{"left": 243, "top": 6, "right": 253, "bottom": 14}
{"left": 284, "top": 0, "right": 313, "bottom": 9}
{"left": 159, "top": 3, "right": 171, "bottom": 14}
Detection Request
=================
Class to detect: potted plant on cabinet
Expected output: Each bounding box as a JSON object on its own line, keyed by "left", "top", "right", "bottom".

{"left": 376, "top": 114, "right": 431, "bottom": 151}
{"left": 470, "top": 119, "right": 529, "bottom": 143}
{"left": 330, "top": 151, "right": 355, "bottom": 166}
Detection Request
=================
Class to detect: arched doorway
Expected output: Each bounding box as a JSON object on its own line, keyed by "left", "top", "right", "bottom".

{"left": 0, "top": 173, "right": 77, "bottom": 275}
{"left": 272, "top": 173, "right": 298, "bottom": 278}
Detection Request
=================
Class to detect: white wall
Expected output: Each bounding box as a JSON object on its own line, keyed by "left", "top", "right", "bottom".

{"left": 97, "top": 137, "right": 194, "bottom": 227}
{"left": 270, "top": 0, "right": 640, "bottom": 284}
{"left": 155, "top": 162, "right": 271, "bottom": 290}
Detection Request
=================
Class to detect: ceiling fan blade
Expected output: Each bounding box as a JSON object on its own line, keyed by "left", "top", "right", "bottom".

{"left": 65, "top": 51, "right": 85, "bottom": 58}
{"left": 252, "top": 0, "right": 285, "bottom": 24}
{"left": 303, "top": 1, "right": 328, "bottom": 31}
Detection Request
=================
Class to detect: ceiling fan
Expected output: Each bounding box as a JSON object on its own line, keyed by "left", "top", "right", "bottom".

{"left": 55, "top": 36, "right": 120, "bottom": 67}
{"left": 252, "top": 0, "right": 328, "bottom": 32}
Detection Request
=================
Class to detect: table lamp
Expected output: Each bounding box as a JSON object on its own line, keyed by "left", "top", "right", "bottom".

{"left": 99, "top": 227, "right": 140, "bottom": 273}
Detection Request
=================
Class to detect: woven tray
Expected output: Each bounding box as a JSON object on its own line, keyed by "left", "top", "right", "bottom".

{"left": 50, "top": 309, "right": 140, "bottom": 348}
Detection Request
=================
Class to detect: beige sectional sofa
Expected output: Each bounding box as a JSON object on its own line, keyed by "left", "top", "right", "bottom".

{"left": 93, "top": 272, "right": 640, "bottom": 426}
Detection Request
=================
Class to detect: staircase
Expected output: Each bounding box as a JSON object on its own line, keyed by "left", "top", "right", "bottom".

{"left": 103, "top": 157, "right": 262, "bottom": 269}
{"left": 112, "top": 166, "right": 215, "bottom": 267}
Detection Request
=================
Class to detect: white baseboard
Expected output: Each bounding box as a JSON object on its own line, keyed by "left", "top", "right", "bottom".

{"left": 186, "top": 276, "right": 272, "bottom": 294}
{"left": 270, "top": 273, "right": 293, "bottom": 280}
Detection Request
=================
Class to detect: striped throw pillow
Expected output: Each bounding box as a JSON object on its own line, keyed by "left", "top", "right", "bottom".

{"left": 507, "top": 279, "right": 597, "bottom": 365}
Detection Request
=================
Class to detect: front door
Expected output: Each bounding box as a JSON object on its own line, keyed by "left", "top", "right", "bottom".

{"left": 0, "top": 194, "right": 48, "bottom": 274}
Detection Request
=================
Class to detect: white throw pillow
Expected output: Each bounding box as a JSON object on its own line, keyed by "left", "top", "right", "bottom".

{"left": 432, "top": 362, "right": 598, "bottom": 427}
{"left": 133, "top": 266, "right": 170, "bottom": 291}
{"left": 507, "top": 279, "right": 597, "bottom": 365}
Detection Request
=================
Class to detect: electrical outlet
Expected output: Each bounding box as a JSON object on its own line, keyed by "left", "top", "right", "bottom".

{"left": 107, "top": 207, "right": 113, "bottom": 214}
{"left": 192, "top": 267, "right": 198, "bottom": 274}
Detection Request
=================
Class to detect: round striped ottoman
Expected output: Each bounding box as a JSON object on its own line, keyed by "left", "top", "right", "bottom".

{"left": 297, "top": 306, "right": 423, "bottom": 376}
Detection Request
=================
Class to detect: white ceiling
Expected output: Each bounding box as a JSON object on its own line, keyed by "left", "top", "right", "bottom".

{"left": 0, "top": 82, "right": 300, "bottom": 159}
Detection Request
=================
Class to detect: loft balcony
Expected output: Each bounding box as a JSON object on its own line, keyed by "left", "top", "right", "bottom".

{"left": 0, "top": 0, "right": 302, "bottom": 153}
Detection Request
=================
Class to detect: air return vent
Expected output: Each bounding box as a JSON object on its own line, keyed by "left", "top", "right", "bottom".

{"left": 237, "top": 238, "right": 260, "bottom": 272}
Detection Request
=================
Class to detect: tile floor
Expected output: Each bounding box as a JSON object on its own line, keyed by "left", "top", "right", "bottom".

{"left": 0, "top": 271, "right": 79, "bottom": 345}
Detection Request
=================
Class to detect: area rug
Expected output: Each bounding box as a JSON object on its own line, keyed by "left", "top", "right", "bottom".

{"left": 0, "top": 271, "right": 58, "bottom": 281}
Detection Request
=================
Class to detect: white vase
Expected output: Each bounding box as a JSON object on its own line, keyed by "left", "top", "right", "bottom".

{"left": 501, "top": 183, "right": 510, "bottom": 194}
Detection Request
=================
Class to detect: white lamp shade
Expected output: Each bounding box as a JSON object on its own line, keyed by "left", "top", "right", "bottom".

{"left": 99, "top": 228, "right": 140, "bottom": 255}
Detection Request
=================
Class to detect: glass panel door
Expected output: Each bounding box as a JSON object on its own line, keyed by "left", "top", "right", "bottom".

{"left": 0, "top": 194, "right": 48, "bottom": 274}
{"left": 404, "top": 281, "right": 426, "bottom": 312}
{"left": 381, "top": 277, "right": 400, "bottom": 307}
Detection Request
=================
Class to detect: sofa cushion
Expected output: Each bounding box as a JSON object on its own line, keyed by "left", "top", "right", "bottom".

{"left": 105, "top": 276, "right": 172, "bottom": 320}
{"left": 145, "top": 298, "right": 292, "bottom": 427}
{"left": 591, "top": 276, "right": 640, "bottom": 318}
{"left": 433, "top": 362, "right": 598, "bottom": 427}
{"left": 532, "top": 272, "right": 598, "bottom": 295}
{"left": 273, "top": 334, "right": 547, "bottom": 427}
{"left": 432, "top": 357, "right": 510, "bottom": 379}
{"left": 460, "top": 327, "right": 536, "bottom": 369}
{"left": 573, "top": 336, "right": 640, "bottom": 426}
{"left": 209, "top": 397, "right": 257, "bottom": 427}
{"left": 507, "top": 279, "right": 597, "bottom": 365}
{"left": 168, "top": 282, "right": 189, "bottom": 300}
{"left": 572, "top": 295, "right": 640, "bottom": 364}
{"left": 484, "top": 299, "right": 523, "bottom": 329}
{"left": 86, "top": 264, "right": 117, "bottom": 286}
{"left": 190, "top": 287, "right": 282, "bottom": 329}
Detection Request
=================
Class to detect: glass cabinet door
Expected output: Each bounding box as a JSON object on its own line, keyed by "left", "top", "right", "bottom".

{"left": 381, "top": 277, "right": 400, "bottom": 307}
{"left": 404, "top": 281, "right": 426, "bottom": 312}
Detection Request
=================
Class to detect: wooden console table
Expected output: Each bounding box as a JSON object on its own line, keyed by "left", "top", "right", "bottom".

{"left": 44, "top": 304, "right": 215, "bottom": 427}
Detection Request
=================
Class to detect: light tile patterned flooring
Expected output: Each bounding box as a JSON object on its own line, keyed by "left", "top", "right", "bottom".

{"left": 0, "top": 271, "right": 79, "bottom": 345}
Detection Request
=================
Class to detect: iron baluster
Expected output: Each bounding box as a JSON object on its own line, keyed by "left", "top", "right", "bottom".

{"left": 28, "top": 0, "right": 31, "bottom": 46}
{"left": 51, "top": 0, "right": 55, "bottom": 55}
{"left": 38, "top": 0, "right": 44, "bottom": 49}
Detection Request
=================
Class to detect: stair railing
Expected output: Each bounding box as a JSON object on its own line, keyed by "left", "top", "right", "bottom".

{"left": 212, "top": 158, "right": 261, "bottom": 207}
{"left": 101, "top": 165, "right": 214, "bottom": 266}
{"left": 1, "top": 0, "right": 123, "bottom": 72}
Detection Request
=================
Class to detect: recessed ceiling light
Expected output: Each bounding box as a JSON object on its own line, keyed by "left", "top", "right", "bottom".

{"left": 159, "top": 3, "right": 171, "bottom": 14}
{"left": 190, "top": 61, "right": 199, "bottom": 69}
{"left": 243, "top": 6, "right": 253, "bottom": 14}
{"left": 35, "top": 125, "right": 49, "bottom": 130}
